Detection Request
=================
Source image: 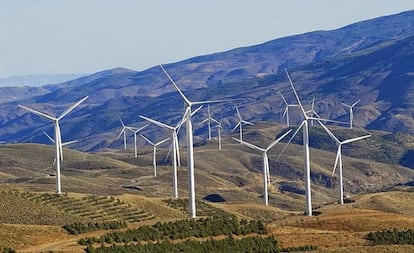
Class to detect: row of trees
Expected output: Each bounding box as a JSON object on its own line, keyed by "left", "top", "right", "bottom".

{"left": 86, "top": 235, "right": 280, "bottom": 253}
{"left": 79, "top": 215, "right": 266, "bottom": 245}
{"left": 63, "top": 221, "right": 127, "bottom": 235}
{"left": 366, "top": 228, "right": 414, "bottom": 245}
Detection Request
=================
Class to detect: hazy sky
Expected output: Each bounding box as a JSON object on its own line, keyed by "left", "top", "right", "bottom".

{"left": 1, "top": 1, "right": 413, "bottom": 77}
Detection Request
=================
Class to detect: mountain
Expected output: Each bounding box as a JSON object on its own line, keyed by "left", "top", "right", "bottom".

{"left": 0, "top": 73, "right": 86, "bottom": 87}
{"left": 0, "top": 10, "right": 413, "bottom": 152}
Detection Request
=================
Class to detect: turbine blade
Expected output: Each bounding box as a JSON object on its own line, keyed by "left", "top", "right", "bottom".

{"left": 119, "top": 116, "right": 126, "bottom": 127}
{"left": 317, "top": 120, "right": 340, "bottom": 144}
{"left": 139, "top": 115, "right": 173, "bottom": 130}
{"left": 236, "top": 106, "right": 241, "bottom": 119}
{"left": 117, "top": 128, "right": 125, "bottom": 139}
{"left": 232, "top": 122, "right": 241, "bottom": 133}
{"left": 276, "top": 121, "right": 305, "bottom": 161}
{"left": 282, "top": 107, "right": 288, "bottom": 118}
{"left": 62, "top": 140, "right": 77, "bottom": 146}
{"left": 159, "top": 64, "right": 191, "bottom": 105}
{"left": 43, "top": 132, "right": 55, "bottom": 143}
{"left": 341, "top": 102, "right": 351, "bottom": 108}
{"left": 18, "top": 105, "right": 56, "bottom": 121}
{"left": 279, "top": 92, "right": 288, "bottom": 105}
{"left": 236, "top": 138, "right": 264, "bottom": 152}
{"left": 241, "top": 120, "right": 254, "bottom": 126}
{"left": 191, "top": 99, "right": 231, "bottom": 106}
{"left": 155, "top": 137, "right": 170, "bottom": 147}
{"left": 136, "top": 124, "right": 149, "bottom": 133}
{"left": 352, "top": 99, "right": 361, "bottom": 107}
{"left": 174, "top": 133, "right": 181, "bottom": 167}
{"left": 56, "top": 124, "right": 63, "bottom": 161}
{"left": 211, "top": 117, "right": 220, "bottom": 125}
{"left": 284, "top": 69, "right": 307, "bottom": 118}
{"left": 191, "top": 105, "right": 203, "bottom": 117}
{"left": 58, "top": 96, "right": 88, "bottom": 120}
{"left": 140, "top": 134, "right": 155, "bottom": 146}
{"left": 308, "top": 116, "right": 346, "bottom": 125}
{"left": 266, "top": 129, "right": 293, "bottom": 151}
{"left": 332, "top": 147, "right": 341, "bottom": 176}
{"left": 341, "top": 135, "right": 371, "bottom": 144}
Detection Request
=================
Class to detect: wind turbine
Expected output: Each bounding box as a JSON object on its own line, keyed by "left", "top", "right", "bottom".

{"left": 232, "top": 106, "right": 254, "bottom": 143}
{"left": 140, "top": 134, "right": 170, "bottom": 177}
{"left": 159, "top": 64, "right": 228, "bottom": 218}
{"left": 200, "top": 104, "right": 218, "bottom": 140}
{"left": 212, "top": 119, "right": 223, "bottom": 150}
{"left": 233, "top": 129, "right": 292, "bottom": 206}
{"left": 280, "top": 92, "right": 299, "bottom": 127}
{"left": 317, "top": 122, "right": 370, "bottom": 204}
{"left": 282, "top": 69, "right": 345, "bottom": 216}
{"left": 117, "top": 117, "right": 134, "bottom": 150}
{"left": 341, "top": 99, "right": 360, "bottom": 129}
{"left": 139, "top": 115, "right": 183, "bottom": 199}
{"left": 130, "top": 124, "right": 149, "bottom": 157}
{"left": 18, "top": 96, "right": 88, "bottom": 194}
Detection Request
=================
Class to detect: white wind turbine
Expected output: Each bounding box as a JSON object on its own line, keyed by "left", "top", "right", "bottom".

{"left": 281, "top": 69, "right": 345, "bottom": 216}
{"left": 341, "top": 99, "right": 360, "bottom": 129}
{"left": 117, "top": 117, "right": 134, "bottom": 150}
{"left": 317, "top": 122, "right": 370, "bottom": 204}
{"left": 140, "top": 134, "right": 170, "bottom": 177}
{"left": 232, "top": 106, "right": 254, "bottom": 143}
{"left": 280, "top": 92, "right": 299, "bottom": 127}
{"left": 139, "top": 115, "right": 183, "bottom": 199}
{"left": 18, "top": 96, "right": 88, "bottom": 194}
{"left": 130, "top": 124, "right": 149, "bottom": 157}
{"left": 159, "top": 64, "right": 228, "bottom": 218}
{"left": 200, "top": 104, "right": 218, "bottom": 140}
{"left": 233, "top": 129, "right": 292, "bottom": 206}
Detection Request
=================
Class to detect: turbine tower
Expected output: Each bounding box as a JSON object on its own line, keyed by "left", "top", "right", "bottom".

{"left": 341, "top": 99, "right": 360, "bottom": 129}
{"left": 130, "top": 124, "right": 149, "bottom": 157}
{"left": 280, "top": 92, "right": 299, "bottom": 127}
{"left": 19, "top": 96, "right": 88, "bottom": 194}
{"left": 140, "top": 134, "right": 170, "bottom": 177}
{"left": 282, "top": 70, "right": 343, "bottom": 216}
{"left": 233, "top": 129, "right": 291, "bottom": 206}
{"left": 232, "top": 107, "right": 254, "bottom": 143}
{"left": 139, "top": 115, "right": 183, "bottom": 199}
{"left": 318, "top": 122, "right": 370, "bottom": 204}
{"left": 160, "top": 64, "right": 228, "bottom": 218}
{"left": 117, "top": 117, "right": 134, "bottom": 150}
{"left": 212, "top": 119, "right": 223, "bottom": 150}
{"left": 200, "top": 104, "right": 218, "bottom": 140}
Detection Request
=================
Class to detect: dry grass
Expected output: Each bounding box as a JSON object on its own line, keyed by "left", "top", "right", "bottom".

{"left": 0, "top": 224, "right": 68, "bottom": 250}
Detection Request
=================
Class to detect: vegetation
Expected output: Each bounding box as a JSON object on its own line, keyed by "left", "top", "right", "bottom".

{"left": 86, "top": 235, "right": 280, "bottom": 253}
{"left": 2, "top": 247, "right": 16, "bottom": 253}
{"left": 79, "top": 215, "right": 266, "bottom": 245}
{"left": 4, "top": 190, "right": 154, "bottom": 224}
{"left": 63, "top": 221, "right": 127, "bottom": 235}
{"left": 281, "top": 245, "right": 317, "bottom": 252}
{"left": 162, "top": 198, "right": 229, "bottom": 217}
{"left": 367, "top": 228, "right": 414, "bottom": 245}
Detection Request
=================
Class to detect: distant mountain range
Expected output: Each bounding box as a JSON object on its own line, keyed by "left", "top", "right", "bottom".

{"left": 0, "top": 73, "right": 86, "bottom": 87}
{"left": 0, "top": 10, "right": 413, "bottom": 152}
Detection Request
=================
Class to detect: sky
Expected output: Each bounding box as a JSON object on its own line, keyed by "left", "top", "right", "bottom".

{"left": 0, "top": 0, "right": 413, "bottom": 78}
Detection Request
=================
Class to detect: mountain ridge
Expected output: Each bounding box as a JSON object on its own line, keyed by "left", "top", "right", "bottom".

{"left": 0, "top": 10, "right": 413, "bottom": 151}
